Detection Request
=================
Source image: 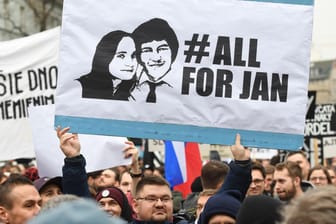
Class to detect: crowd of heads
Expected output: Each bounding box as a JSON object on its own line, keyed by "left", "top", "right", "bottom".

{"left": 1, "top": 146, "right": 336, "bottom": 224}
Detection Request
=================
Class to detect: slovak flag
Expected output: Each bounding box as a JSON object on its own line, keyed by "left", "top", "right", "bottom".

{"left": 164, "top": 141, "right": 202, "bottom": 198}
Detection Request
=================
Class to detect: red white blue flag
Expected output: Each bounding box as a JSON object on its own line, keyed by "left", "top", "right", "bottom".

{"left": 164, "top": 141, "right": 202, "bottom": 198}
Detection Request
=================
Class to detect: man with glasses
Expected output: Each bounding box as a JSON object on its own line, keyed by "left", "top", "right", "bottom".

{"left": 246, "top": 162, "right": 266, "bottom": 196}
{"left": 132, "top": 175, "right": 173, "bottom": 223}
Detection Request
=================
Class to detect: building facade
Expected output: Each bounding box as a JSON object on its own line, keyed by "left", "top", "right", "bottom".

{"left": 309, "top": 60, "right": 336, "bottom": 104}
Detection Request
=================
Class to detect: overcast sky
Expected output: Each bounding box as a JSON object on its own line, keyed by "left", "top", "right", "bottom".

{"left": 311, "top": 0, "right": 336, "bottom": 61}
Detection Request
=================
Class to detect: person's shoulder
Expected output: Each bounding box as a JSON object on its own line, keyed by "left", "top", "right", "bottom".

{"left": 301, "top": 180, "right": 315, "bottom": 192}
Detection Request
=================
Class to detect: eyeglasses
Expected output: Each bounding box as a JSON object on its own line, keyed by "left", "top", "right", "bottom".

{"left": 310, "top": 176, "right": 327, "bottom": 181}
{"left": 251, "top": 179, "right": 264, "bottom": 185}
{"left": 136, "top": 196, "right": 172, "bottom": 204}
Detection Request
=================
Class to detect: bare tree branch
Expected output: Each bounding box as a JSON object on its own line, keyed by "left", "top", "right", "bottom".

{"left": 0, "top": 0, "right": 62, "bottom": 39}
{"left": 0, "top": 14, "right": 29, "bottom": 36}
{"left": 25, "top": 0, "right": 41, "bottom": 20}
{"left": 25, "top": 0, "right": 58, "bottom": 31}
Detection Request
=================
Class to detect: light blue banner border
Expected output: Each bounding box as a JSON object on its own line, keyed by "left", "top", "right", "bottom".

{"left": 55, "top": 115, "right": 303, "bottom": 151}
{"left": 244, "top": 0, "right": 313, "bottom": 5}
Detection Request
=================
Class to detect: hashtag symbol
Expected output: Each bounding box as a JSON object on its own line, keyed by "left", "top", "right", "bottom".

{"left": 184, "top": 34, "right": 210, "bottom": 64}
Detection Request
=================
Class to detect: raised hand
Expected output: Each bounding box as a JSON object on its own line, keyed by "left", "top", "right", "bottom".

{"left": 56, "top": 126, "right": 81, "bottom": 158}
{"left": 123, "top": 141, "right": 138, "bottom": 160}
{"left": 230, "top": 134, "right": 250, "bottom": 161}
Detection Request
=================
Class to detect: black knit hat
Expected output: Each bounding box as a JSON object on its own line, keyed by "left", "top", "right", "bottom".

{"left": 201, "top": 190, "right": 242, "bottom": 223}
{"left": 236, "top": 194, "right": 282, "bottom": 224}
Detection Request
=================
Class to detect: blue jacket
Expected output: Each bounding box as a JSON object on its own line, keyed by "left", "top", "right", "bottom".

{"left": 198, "top": 159, "right": 252, "bottom": 224}
{"left": 217, "top": 159, "right": 252, "bottom": 197}
{"left": 62, "top": 154, "right": 91, "bottom": 197}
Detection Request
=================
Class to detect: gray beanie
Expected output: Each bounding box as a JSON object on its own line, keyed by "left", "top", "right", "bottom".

{"left": 28, "top": 199, "right": 126, "bottom": 224}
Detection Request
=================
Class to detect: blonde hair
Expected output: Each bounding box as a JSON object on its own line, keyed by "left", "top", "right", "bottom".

{"left": 281, "top": 185, "right": 336, "bottom": 224}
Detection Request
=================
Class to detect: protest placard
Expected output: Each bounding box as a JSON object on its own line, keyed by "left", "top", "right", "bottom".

{"left": 305, "top": 103, "right": 336, "bottom": 162}
{"left": 55, "top": 0, "right": 314, "bottom": 150}
{"left": 0, "top": 27, "right": 59, "bottom": 160}
{"left": 28, "top": 105, "right": 131, "bottom": 177}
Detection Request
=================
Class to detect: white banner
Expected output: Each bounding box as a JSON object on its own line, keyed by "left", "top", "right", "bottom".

{"left": 55, "top": 0, "right": 314, "bottom": 150}
{"left": 28, "top": 105, "right": 131, "bottom": 177}
{"left": 0, "top": 27, "right": 59, "bottom": 161}
{"left": 323, "top": 136, "right": 336, "bottom": 158}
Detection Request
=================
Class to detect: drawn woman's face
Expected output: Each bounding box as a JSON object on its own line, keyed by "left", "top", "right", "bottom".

{"left": 109, "top": 36, "right": 137, "bottom": 80}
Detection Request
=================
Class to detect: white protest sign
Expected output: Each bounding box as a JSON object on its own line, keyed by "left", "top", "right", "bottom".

{"left": 0, "top": 27, "right": 59, "bottom": 161}
{"left": 323, "top": 136, "right": 336, "bottom": 158}
{"left": 55, "top": 0, "right": 314, "bottom": 150}
{"left": 250, "top": 148, "right": 279, "bottom": 160}
{"left": 28, "top": 105, "right": 131, "bottom": 177}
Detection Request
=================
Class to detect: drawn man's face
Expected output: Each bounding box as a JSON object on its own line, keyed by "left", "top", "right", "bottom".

{"left": 109, "top": 36, "right": 137, "bottom": 80}
{"left": 140, "top": 40, "right": 172, "bottom": 82}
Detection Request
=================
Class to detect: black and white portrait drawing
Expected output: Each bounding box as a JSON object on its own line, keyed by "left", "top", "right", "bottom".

{"left": 76, "top": 18, "right": 179, "bottom": 103}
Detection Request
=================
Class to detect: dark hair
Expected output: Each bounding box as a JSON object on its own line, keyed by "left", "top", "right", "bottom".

{"left": 201, "top": 161, "right": 229, "bottom": 190}
{"left": 87, "top": 170, "right": 102, "bottom": 179}
{"left": 109, "top": 167, "right": 121, "bottom": 183}
{"left": 252, "top": 161, "right": 266, "bottom": 179}
{"left": 96, "top": 168, "right": 121, "bottom": 192}
{"left": 77, "top": 30, "right": 137, "bottom": 100}
{"left": 270, "top": 155, "right": 280, "bottom": 166}
{"left": 191, "top": 176, "right": 203, "bottom": 193}
{"left": 91, "top": 30, "right": 134, "bottom": 78}
{"left": 133, "top": 18, "right": 179, "bottom": 63}
{"left": 286, "top": 150, "right": 308, "bottom": 160}
{"left": 135, "top": 175, "right": 170, "bottom": 197}
{"left": 0, "top": 174, "right": 34, "bottom": 209}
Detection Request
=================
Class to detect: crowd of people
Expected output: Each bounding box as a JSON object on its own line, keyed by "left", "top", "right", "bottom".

{"left": 0, "top": 129, "right": 336, "bottom": 224}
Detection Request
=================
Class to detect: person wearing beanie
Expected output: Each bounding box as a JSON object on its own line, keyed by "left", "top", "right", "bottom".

{"left": 96, "top": 187, "right": 133, "bottom": 222}
{"left": 236, "top": 194, "right": 282, "bottom": 224}
{"left": 202, "top": 190, "right": 242, "bottom": 224}
{"left": 199, "top": 134, "right": 252, "bottom": 224}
